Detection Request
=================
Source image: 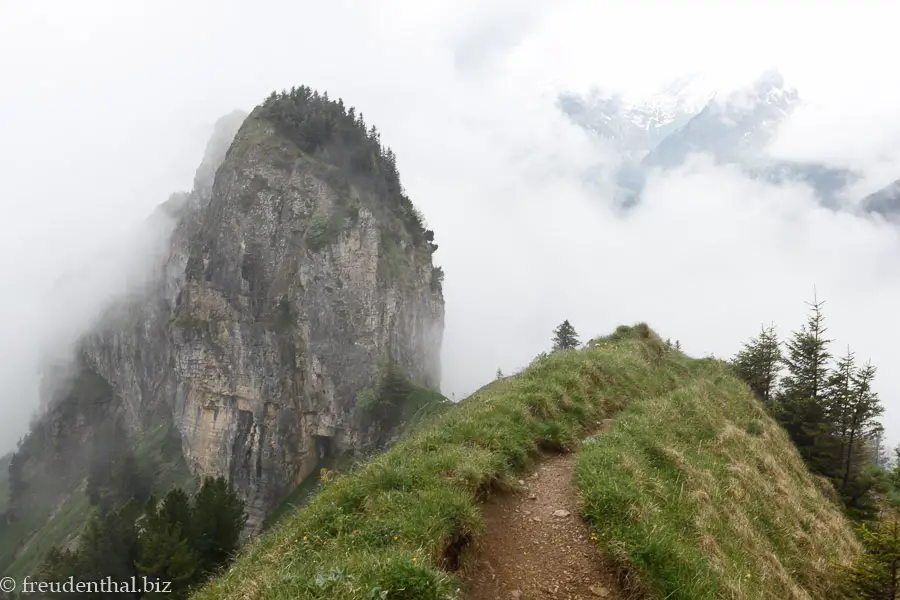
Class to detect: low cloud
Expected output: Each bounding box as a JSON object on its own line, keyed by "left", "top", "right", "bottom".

{"left": 3, "top": 0, "right": 900, "bottom": 448}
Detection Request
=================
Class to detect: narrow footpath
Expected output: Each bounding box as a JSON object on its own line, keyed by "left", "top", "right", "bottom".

{"left": 463, "top": 449, "right": 628, "bottom": 600}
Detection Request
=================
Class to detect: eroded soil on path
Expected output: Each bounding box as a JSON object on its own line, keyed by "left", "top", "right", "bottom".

{"left": 463, "top": 450, "right": 627, "bottom": 600}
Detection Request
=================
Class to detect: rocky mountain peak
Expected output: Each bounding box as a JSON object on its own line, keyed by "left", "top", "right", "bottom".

{"left": 193, "top": 109, "right": 249, "bottom": 203}
{"left": 15, "top": 90, "right": 446, "bottom": 542}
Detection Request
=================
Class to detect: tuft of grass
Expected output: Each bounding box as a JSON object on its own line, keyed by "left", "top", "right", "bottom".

{"left": 575, "top": 357, "right": 860, "bottom": 600}
{"left": 192, "top": 325, "right": 687, "bottom": 600}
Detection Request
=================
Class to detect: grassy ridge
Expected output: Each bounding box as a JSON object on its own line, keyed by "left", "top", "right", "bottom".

{"left": 575, "top": 355, "right": 860, "bottom": 599}
{"left": 192, "top": 324, "right": 858, "bottom": 600}
{"left": 192, "top": 325, "right": 687, "bottom": 600}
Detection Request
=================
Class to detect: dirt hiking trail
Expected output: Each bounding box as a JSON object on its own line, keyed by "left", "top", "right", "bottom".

{"left": 463, "top": 434, "right": 631, "bottom": 600}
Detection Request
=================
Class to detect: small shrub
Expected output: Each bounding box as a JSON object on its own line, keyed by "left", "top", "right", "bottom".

{"left": 305, "top": 213, "right": 341, "bottom": 251}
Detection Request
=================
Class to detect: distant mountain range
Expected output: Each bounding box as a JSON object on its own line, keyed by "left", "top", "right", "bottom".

{"left": 861, "top": 178, "right": 900, "bottom": 219}
{"left": 557, "top": 73, "right": 715, "bottom": 162}
{"left": 558, "top": 70, "right": 867, "bottom": 210}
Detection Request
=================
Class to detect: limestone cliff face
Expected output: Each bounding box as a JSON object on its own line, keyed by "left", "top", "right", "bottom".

{"left": 81, "top": 107, "right": 445, "bottom": 529}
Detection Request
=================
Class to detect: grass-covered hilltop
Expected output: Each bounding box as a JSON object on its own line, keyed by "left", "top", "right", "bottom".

{"left": 188, "top": 324, "right": 864, "bottom": 600}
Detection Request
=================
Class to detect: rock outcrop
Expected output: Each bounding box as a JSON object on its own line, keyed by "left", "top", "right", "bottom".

{"left": 79, "top": 98, "right": 445, "bottom": 530}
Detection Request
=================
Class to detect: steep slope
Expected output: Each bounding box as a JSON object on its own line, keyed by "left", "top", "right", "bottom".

{"left": 189, "top": 325, "right": 858, "bottom": 600}
{"left": 576, "top": 333, "right": 859, "bottom": 599}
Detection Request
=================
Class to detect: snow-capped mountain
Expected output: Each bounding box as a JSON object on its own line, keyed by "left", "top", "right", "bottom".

{"left": 560, "top": 69, "right": 860, "bottom": 207}
{"left": 557, "top": 73, "right": 717, "bottom": 160}
{"left": 628, "top": 73, "right": 719, "bottom": 134}
{"left": 642, "top": 70, "right": 799, "bottom": 168}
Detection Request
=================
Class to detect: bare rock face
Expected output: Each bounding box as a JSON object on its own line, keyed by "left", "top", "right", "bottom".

{"left": 81, "top": 107, "right": 445, "bottom": 530}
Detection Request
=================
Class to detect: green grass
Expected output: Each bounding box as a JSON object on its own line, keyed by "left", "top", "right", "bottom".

{"left": 575, "top": 356, "right": 860, "bottom": 600}
{"left": 263, "top": 454, "right": 358, "bottom": 532}
{"left": 262, "top": 383, "right": 450, "bottom": 534}
{"left": 191, "top": 324, "right": 689, "bottom": 600}
{"left": 393, "top": 387, "right": 453, "bottom": 441}
{"left": 1, "top": 489, "right": 91, "bottom": 579}
{"left": 189, "top": 324, "right": 859, "bottom": 600}
{"left": 304, "top": 212, "right": 344, "bottom": 251}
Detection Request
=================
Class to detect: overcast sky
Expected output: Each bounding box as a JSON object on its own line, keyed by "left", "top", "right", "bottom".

{"left": 2, "top": 0, "right": 900, "bottom": 450}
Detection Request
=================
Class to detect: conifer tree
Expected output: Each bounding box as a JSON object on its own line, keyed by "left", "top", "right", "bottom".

{"left": 827, "top": 348, "right": 857, "bottom": 436}
{"left": 846, "top": 513, "right": 900, "bottom": 599}
{"left": 70, "top": 502, "right": 140, "bottom": 597}
{"left": 158, "top": 487, "right": 193, "bottom": 534}
{"left": 781, "top": 296, "right": 831, "bottom": 405}
{"left": 496, "top": 368, "right": 503, "bottom": 379}
{"left": 137, "top": 493, "right": 199, "bottom": 598}
{"left": 36, "top": 547, "right": 79, "bottom": 598}
{"left": 134, "top": 487, "right": 200, "bottom": 596}
{"left": 190, "top": 477, "right": 247, "bottom": 574}
{"left": 841, "top": 361, "right": 884, "bottom": 492}
{"left": 551, "top": 320, "right": 580, "bottom": 351}
{"left": 891, "top": 446, "right": 900, "bottom": 490}
{"left": 732, "top": 323, "right": 781, "bottom": 406}
{"left": 777, "top": 295, "right": 836, "bottom": 476}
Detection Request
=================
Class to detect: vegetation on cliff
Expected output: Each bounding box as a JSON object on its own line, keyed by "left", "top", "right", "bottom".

{"left": 0, "top": 365, "right": 195, "bottom": 579}
{"left": 353, "top": 361, "right": 451, "bottom": 444}
{"left": 257, "top": 87, "right": 432, "bottom": 245}
{"left": 36, "top": 476, "right": 246, "bottom": 599}
{"left": 247, "top": 87, "right": 442, "bottom": 293}
{"left": 188, "top": 324, "right": 857, "bottom": 600}
{"left": 222, "top": 87, "right": 437, "bottom": 297}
